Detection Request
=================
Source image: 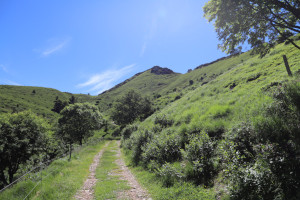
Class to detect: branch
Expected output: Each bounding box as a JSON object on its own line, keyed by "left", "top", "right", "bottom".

{"left": 271, "top": 22, "right": 300, "bottom": 50}
{"left": 264, "top": 3, "right": 300, "bottom": 32}
{"left": 269, "top": 0, "right": 300, "bottom": 20}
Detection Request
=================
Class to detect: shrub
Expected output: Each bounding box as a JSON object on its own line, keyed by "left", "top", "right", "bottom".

{"left": 182, "top": 132, "right": 216, "bottom": 185}
{"left": 121, "top": 124, "right": 138, "bottom": 140}
{"left": 154, "top": 115, "right": 174, "bottom": 128}
{"left": 156, "top": 162, "right": 185, "bottom": 187}
{"left": 225, "top": 81, "right": 300, "bottom": 199}
{"left": 130, "top": 129, "right": 153, "bottom": 165}
{"left": 142, "top": 131, "right": 182, "bottom": 165}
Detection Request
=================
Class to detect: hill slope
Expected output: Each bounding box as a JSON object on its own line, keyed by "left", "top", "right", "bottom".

{"left": 0, "top": 85, "right": 96, "bottom": 120}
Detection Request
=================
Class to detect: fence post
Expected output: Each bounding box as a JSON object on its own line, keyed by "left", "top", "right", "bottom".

{"left": 283, "top": 55, "right": 293, "bottom": 76}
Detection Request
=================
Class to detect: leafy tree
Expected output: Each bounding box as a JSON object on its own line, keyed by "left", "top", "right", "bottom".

{"left": 0, "top": 111, "right": 47, "bottom": 186}
{"left": 57, "top": 103, "right": 103, "bottom": 159}
{"left": 204, "top": 0, "right": 300, "bottom": 56}
{"left": 111, "top": 90, "right": 154, "bottom": 126}
{"left": 69, "top": 95, "right": 76, "bottom": 104}
{"left": 51, "top": 98, "right": 68, "bottom": 113}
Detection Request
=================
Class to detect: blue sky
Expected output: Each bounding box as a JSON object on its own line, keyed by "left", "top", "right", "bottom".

{"left": 0, "top": 0, "right": 227, "bottom": 95}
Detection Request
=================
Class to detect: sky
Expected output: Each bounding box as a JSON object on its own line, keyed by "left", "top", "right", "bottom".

{"left": 0, "top": 0, "right": 228, "bottom": 95}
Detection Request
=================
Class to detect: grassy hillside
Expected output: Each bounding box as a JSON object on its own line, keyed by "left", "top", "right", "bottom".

{"left": 122, "top": 40, "right": 300, "bottom": 198}
{"left": 0, "top": 85, "right": 96, "bottom": 120}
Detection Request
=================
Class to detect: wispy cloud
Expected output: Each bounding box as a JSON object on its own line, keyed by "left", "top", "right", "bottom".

{"left": 0, "top": 64, "right": 9, "bottom": 73}
{"left": 0, "top": 79, "right": 21, "bottom": 86}
{"left": 41, "top": 38, "right": 71, "bottom": 57}
{"left": 140, "top": 42, "right": 147, "bottom": 57}
{"left": 77, "top": 64, "right": 136, "bottom": 95}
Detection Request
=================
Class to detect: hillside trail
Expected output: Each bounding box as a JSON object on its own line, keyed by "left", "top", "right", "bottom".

{"left": 113, "top": 140, "right": 151, "bottom": 200}
{"left": 74, "top": 141, "right": 110, "bottom": 200}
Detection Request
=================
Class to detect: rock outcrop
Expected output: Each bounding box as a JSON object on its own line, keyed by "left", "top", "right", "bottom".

{"left": 150, "top": 66, "right": 174, "bottom": 75}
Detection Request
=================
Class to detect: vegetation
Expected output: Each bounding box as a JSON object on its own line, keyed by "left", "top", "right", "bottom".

{"left": 121, "top": 40, "right": 300, "bottom": 199}
{"left": 1, "top": 33, "right": 300, "bottom": 199}
{"left": 204, "top": 0, "right": 300, "bottom": 55}
{"left": 0, "top": 141, "right": 106, "bottom": 200}
{"left": 111, "top": 90, "right": 154, "bottom": 126}
{"left": 0, "top": 111, "right": 49, "bottom": 187}
{"left": 57, "top": 103, "right": 104, "bottom": 159}
{"left": 94, "top": 141, "right": 130, "bottom": 199}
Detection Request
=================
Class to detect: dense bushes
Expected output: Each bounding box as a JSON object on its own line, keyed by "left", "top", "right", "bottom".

{"left": 223, "top": 81, "right": 300, "bottom": 199}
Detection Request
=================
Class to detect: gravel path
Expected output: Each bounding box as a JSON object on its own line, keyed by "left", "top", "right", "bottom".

{"left": 114, "top": 141, "right": 151, "bottom": 200}
{"left": 74, "top": 142, "right": 109, "bottom": 200}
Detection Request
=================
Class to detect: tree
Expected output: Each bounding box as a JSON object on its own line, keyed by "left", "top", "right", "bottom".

{"left": 51, "top": 98, "right": 68, "bottom": 113}
{"left": 111, "top": 90, "right": 154, "bottom": 126}
{"left": 0, "top": 111, "right": 47, "bottom": 186}
{"left": 203, "top": 0, "right": 300, "bottom": 56}
{"left": 69, "top": 95, "right": 76, "bottom": 104}
{"left": 57, "top": 103, "right": 103, "bottom": 159}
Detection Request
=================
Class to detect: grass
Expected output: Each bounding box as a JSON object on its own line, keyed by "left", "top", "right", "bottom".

{"left": 0, "top": 85, "right": 97, "bottom": 121}
{"left": 0, "top": 141, "right": 106, "bottom": 200}
{"left": 94, "top": 140, "right": 130, "bottom": 199}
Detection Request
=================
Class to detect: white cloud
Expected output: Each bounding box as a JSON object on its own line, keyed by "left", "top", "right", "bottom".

{"left": 77, "top": 64, "right": 136, "bottom": 95}
{"left": 41, "top": 38, "right": 71, "bottom": 56}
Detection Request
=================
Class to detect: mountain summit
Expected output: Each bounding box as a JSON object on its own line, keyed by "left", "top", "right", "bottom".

{"left": 150, "top": 66, "right": 175, "bottom": 75}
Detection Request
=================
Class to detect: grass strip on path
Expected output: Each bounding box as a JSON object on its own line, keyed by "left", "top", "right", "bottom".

{"left": 94, "top": 140, "right": 130, "bottom": 200}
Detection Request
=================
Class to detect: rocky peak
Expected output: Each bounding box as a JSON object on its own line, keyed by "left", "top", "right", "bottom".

{"left": 150, "top": 66, "right": 174, "bottom": 75}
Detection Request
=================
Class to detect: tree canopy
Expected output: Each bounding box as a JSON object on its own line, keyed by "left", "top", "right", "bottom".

{"left": 0, "top": 111, "right": 48, "bottom": 186}
{"left": 204, "top": 0, "right": 300, "bottom": 56}
{"left": 111, "top": 90, "right": 154, "bottom": 126}
{"left": 57, "top": 103, "right": 103, "bottom": 147}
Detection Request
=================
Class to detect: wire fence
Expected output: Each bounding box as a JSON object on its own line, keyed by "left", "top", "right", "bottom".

{"left": 0, "top": 137, "right": 103, "bottom": 199}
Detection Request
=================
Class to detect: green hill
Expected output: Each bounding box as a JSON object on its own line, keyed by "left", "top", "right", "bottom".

{"left": 0, "top": 85, "right": 97, "bottom": 120}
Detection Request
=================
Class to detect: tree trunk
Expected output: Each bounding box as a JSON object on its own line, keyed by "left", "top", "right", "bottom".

{"left": 0, "top": 170, "right": 8, "bottom": 186}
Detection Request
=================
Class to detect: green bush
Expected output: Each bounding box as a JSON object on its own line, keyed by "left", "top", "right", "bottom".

{"left": 142, "top": 131, "right": 182, "bottom": 165}
{"left": 154, "top": 115, "right": 174, "bottom": 128}
{"left": 224, "top": 81, "right": 300, "bottom": 199}
{"left": 121, "top": 124, "right": 138, "bottom": 140}
{"left": 130, "top": 129, "right": 153, "bottom": 165}
{"left": 156, "top": 162, "right": 185, "bottom": 187}
{"left": 182, "top": 132, "right": 216, "bottom": 185}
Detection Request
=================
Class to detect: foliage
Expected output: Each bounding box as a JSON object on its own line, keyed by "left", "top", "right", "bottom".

{"left": 154, "top": 115, "right": 174, "bottom": 128}
{"left": 68, "top": 95, "right": 76, "bottom": 104}
{"left": 121, "top": 125, "right": 138, "bottom": 140}
{"left": 51, "top": 97, "right": 68, "bottom": 113}
{"left": 57, "top": 103, "right": 103, "bottom": 156}
{"left": 222, "top": 82, "right": 300, "bottom": 199}
{"left": 130, "top": 129, "right": 153, "bottom": 165}
{"left": 0, "top": 111, "right": 48, "bottom": 186}
{"left": 0, "top": 141, "right": 105, "bottom": 200}
{"left": 155, "top": 162, "right": 185, "bottom": 187}
{"left": 142, "top": 131, "right": 182, "bottom": 165}
{"left": 204, "top": 0, "right": 300, "bottom": 56}
{"left": 182, "top": 132, "right": 216, "bottom": 185}
{"left": 111, "top": 90, "right": 154, "bottom": 126}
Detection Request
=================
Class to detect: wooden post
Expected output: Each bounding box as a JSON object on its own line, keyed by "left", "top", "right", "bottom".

{"left": 283, "top": 55, "right": 293, "bottom": 76}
